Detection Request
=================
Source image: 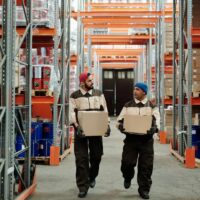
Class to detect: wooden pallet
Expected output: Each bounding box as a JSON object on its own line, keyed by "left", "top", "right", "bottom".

{"left": 164, "top": 95, "right": 173, "bottom": 99}
{"left": 165, "top": 51, "right": 173, "bottom": 55}
{"left": 135, "top": 33, "right": 148, "bottom": 35}
{"left": 17, "top": 147, "right": 72, "bottom": 165}
{"left": 32, "top": 90, "right": 48, "bottom": 96}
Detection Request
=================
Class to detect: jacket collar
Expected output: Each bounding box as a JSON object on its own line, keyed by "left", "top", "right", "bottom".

{"left": 134, "top": 97, "right": 148, "bottom": 104}
{"left": 79, "top": 87, "right": 93, "bottom": 95}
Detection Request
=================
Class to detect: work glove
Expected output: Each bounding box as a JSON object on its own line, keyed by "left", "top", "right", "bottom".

{"left": 104, "top": 125, "right": 111, "bottom": 137}
{"left": 75, "top": 125, "right": 85, "bottom": 138}
{"left": 118, "top": 122, "right": 125, "bottom": 133}
{"left": 147, "top": 126, "right": 158, "bottom": 135}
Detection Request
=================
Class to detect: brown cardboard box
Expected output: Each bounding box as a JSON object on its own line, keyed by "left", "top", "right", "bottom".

{"left": 164, "top": 126, "right": 174, "bottom": 142}
{"left": 124, "top": 115, "right": 152, "bottom": 134}
{"left": 192, "top": 82, "right": 200, "bottom": 92}
{"left": 194, "top": 113, "right": 200, "bottom": 125}
{"left": 78, "top": 111, "right": 108, "bottom": 136}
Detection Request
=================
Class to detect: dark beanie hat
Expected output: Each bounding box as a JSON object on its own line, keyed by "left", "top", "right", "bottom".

{"left": 135, "top": 82, "right": 148, "bottom": 94}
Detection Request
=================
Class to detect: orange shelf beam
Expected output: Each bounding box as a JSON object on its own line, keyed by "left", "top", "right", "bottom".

{"left": 72, "top": 11, "right": 173, "bottom": 17}
{"left": 16, "top": 95, "right": 54, "bottom": 105}
{"left": 85, "top": 2, "right": 175, "bottom": 8}
{"left": 85, "top": 35, "right": 155, "bottom": 45}
{"left": 101, "top": 63, "right": 137, "bottom": 69}
{"left": 0, "top": 27, "right": 56, "bottom": 37}
{"left": 82, "top": 17, "right": 158, "bottom": 23}
{"left": 84, "top": 23, "right": 155, "bottom": 28}
{"left": 99, "top": 58, "right": 138, "bottom": 63}
{"left": 94, "top": 49, "right": 144, "bottom": 56}
{"left": 164, "top": 98, "right": 200, "bottom": 105}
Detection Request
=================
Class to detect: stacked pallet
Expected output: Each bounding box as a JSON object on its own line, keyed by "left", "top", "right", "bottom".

{"left": 164, "top": 108, "right": 178, "bottom": 143}
{"left": 192, "top": 49, "right": 200, "bottom": 97}
{"left": 164, "top": 74, "right": 178, "bottom": 98}
{"left": 192, "top": 0, "right": 200, "bottom": 27}
{"left": 185, "top": 49, "right": 200, "bottom": 97}
{"left": 165, "top": 20, "right": 179, "bottom": 54}
{"left": 165, "top": 23, "right": 173, "bottom": 53}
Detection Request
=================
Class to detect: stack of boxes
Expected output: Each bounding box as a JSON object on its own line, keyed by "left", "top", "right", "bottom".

{"left": 165, "top": 23, "right": 173, "bottom": 53}
{"left": 164, "top": 74, "right": 178, "bottom": 97}
{"left": 164, "top": 107, "right": 178, "bottom": 143}
{"left": 191, "top": 49, "right": 200, "bottom": 97}
{"left": 32, "top": 65, "right": 51, "bottom": 90}
{"left": 70, "top": 66, "right": 77, "bottom": 94}
{"left": 192, "top": 0, "right": 200, "bottom": 28}
{"left": 0, "top": 0, "right": 55, "bottom": 28}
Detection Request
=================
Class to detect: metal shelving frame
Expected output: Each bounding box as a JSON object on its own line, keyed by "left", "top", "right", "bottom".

{"left": 0, "top": 0, "right": 16, "bottom": 198}
{"left": 155, "top": 0, "right": 165, "bottom": 133}
{"left": 146, "top": 0, "right": 153, "bottom": 98}
{"left": 53, "top": 0, "right": 71, "bottom": 155}
{"left": 172, "top": 0, "right": 193, "bottom": 159}
{"left": 0, "top": 0, "right": 33, "bottom": 198}
{"left": 77, "top": 0, "right": 85, "bottom": 75}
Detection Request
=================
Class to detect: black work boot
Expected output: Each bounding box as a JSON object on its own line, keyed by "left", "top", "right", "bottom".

{"left": 124, "top": 179, "right": 131, "bottom": 189}
{"left": 138, "top": 189, "right": 150, "bottom": 199}
{"left": 78, "top": 190, "right": 88, "bottom": 198}
{"left": 89, "top": 179, "right": 96, "bottom": 188}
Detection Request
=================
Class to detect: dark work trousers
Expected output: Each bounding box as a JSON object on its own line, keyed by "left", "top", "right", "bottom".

{"left": 74, "top": 136, "right": 103, "bottom": 192}
{"left": 121, "top": 137, "right": 154, "bottom": 193}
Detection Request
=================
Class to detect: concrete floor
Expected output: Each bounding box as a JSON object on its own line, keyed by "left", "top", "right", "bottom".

{"left": 30, "top": 119, "right": 200, "bottom": 200}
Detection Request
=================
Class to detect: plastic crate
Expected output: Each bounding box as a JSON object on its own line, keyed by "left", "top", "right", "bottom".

{"left": 192, "top": 125, "right": 200, "bottom": 146}
{"left": 31, "top": 122, "right": 43, "bottom": 142}
{"left": 15, "top": 135, "right": 25, "bottom": 158}
{"left": 195, "top": 141, "right": 200, "bottom": 159}
{"left": 43, "top": 122, "right": 53, "bottom": 139}
{"left": 39, "top": 139, "right": 53, "bottom": 157}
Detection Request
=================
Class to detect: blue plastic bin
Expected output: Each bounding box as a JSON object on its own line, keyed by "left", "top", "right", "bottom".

{"left": 15, "top": 135, "right": 25, "bottom": 158}
{"left": 31, "top": 122, "right": 43, "bottom": 142}
{"left": 195, "top": 141, "right": 200, "bottom": 159}
{"left": 43, "top": 122, "right": 53, "bottom": 139}
{"left": 39, "top": 139, "right": 53, "bottom": 157}
{"left": 31, "top": 141, "right": 40, "bottom": 157}
{"left": 192, "top": 125, "right": 200, "bottom": 146}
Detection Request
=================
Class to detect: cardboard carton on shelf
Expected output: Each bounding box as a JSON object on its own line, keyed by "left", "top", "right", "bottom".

{"left": 78, "top": 111, "right": 108, "bottom": 136}
{"left": 32, "top": 78, "right": 42, "bottom": 90}
{"left": 194, "top": 113, "right": 200, "bottom": 125}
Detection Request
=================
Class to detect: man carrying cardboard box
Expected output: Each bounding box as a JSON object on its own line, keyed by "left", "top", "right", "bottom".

{"left": 117, "top": 82, "right": 160, "bottom": 199}
{"left": 70, "top": 72, "right": 110, "bottom": 198}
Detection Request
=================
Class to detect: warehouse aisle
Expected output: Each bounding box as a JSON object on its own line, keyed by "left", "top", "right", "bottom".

{"left": 30, "top": 119, "right": 200, "bottom": 200}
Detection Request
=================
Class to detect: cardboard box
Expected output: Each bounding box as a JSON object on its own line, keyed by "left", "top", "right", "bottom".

{"left": 32, "top": 78, "right": 42, "bottom": 90}
{"left": 124, "top": 115, "right": 152, "bottom": 134}
{"left": 42, "top": 66, "right": 51, "bottom": 78}
{"left": 194, "top": 113, "right": 200, "bottom": 125}
{"left": 33, "top": 66, "right": 42, "bottom": 78}
{"left": 42, "top": 78, "right": 50, "bottom": 89}
{"left": 78, "top": 111, "right": 108, "bottom": 136}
